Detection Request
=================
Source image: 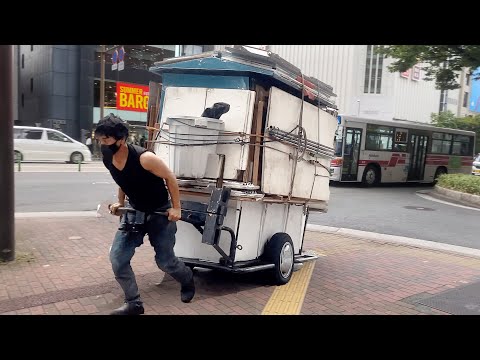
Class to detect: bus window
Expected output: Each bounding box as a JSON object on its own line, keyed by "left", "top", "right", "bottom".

{"left": 394, "top": 128, "right": 408, "bottom": 152}
{"left": 366, "top": 124, "right": 394, "bottom": 151}
{"left": 432, "top": 132, "right": 452, "bottom": 154}
{"left": 452, "top": 134, "right": 471, "bottom": 155}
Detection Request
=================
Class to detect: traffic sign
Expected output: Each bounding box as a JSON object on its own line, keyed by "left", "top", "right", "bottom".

{"left": 112, "top": 49, "right": 118, "bottom": 70}
{"left": 118, "top": 46, "right": 125, "bottom": 71}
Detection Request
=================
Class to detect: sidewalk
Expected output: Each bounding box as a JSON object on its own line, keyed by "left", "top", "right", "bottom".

{"left": 3, "top": 205, "right": 480, "bottom": 315}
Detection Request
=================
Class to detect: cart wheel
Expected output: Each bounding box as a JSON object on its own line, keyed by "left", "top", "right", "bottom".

{"left": 263, "top": 233, "right": 294, "bottom": 285}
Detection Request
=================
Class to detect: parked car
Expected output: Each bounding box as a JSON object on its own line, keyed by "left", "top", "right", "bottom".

{"left": 14, "top": 126, "right": 92, "bottom": 163}
{"left": 473, "top": 154, "right": 480, "bottom": 176}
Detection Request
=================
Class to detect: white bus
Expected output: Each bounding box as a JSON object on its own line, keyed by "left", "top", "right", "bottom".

{"left": 330, "top": 115, "right": 476, "bottom": 186}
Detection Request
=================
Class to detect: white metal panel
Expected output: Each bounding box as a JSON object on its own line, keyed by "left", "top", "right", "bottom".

{"left": 174, "top": 193, "right": 241, "bottom": 263}
{"left": 262, "top": 87, "right": 337, "bottom": 201}
{"left": 155, "top": 87, "right": 208, "bottom": 164}
{"left": 175, "top": 197, "right": 306, "bottom": 263}
{"left": 203, "top": 88, "right": 256, "bottom": 179}
{"left": 257, "top": 203, "right": 289, "bottom": 257}
{"left": 234, "top": 201, "right": 268, "bottom": 261}
{"left": 284, "top": 204, "right": 307, "bottom": 253}
{"left": 159, "top": 87, "right": 207, "bottom": 126}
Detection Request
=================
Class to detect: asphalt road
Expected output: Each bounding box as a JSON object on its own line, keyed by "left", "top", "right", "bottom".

{"left": 308, "top": 182, "right": 480, "bottom": 249}
{"left": 14, "top": 165, "right": 480, "bottom": 249}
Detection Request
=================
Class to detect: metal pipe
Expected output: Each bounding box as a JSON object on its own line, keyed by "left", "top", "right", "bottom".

{"left": 269, "top": 132, "right": 335, "bottom": 158}
{"left": 270, "top": 136, "right": 335, "bottom": 157}
{"left": 99, "top": 45, "right": 105, "bottom": 121}
{"left": 0, "top": 45, "right": 15, "bottom": 261}
{"left": 269, "top": 130, "right": 334, "bottom": 152}
{"left": 269, "top": 128, "right": 334, "bottom": 152}
{"left": 216, "top": 154, "right": 225, "bottom": 188}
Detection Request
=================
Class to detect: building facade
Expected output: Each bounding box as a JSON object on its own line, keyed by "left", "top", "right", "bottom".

{"left": 16, "top": 45, "right": 212, "bottom": 141}
{"left": 267, "top": 45, "right": 443, "bottom": 123}
{"left": 438, "top": 67, "right": 476, "bottom": 117}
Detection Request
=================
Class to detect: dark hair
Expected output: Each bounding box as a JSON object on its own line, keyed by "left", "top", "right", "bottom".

{"left": 94, "top": 113, "right": 129, "bottom": 140}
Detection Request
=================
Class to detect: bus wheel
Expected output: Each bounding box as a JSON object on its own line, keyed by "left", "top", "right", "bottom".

{"left": 362, "top": 165, "right": 379, "bottom": 187}
{"left": 432, "top": 167, "right": 447, "bottom": 185}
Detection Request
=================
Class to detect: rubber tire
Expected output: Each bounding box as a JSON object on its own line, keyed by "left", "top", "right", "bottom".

{"left": 362, "top": 165, "right": 379, "bottom": 187}
{"left": 432, "top": 167, "right": 447, "bottom": 185}
{"left": 14, "top": 151, "right": 23, "bottom": 162}
{"left": 262, "top": 232, "right": 295, "bottom": 285}
{"left": 70, "top": 152, "right": 84, "bottom": 164}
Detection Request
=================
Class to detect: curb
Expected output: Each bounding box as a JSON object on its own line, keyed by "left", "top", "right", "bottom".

{"left": 434, "top": 185, "right": 480, "bottom": 208}
{"left": 305, "top": 224, "right": 480, "bottom": 259}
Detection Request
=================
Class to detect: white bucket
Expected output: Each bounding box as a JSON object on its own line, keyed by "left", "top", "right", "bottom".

{"left": 166, "top": 116, "right": 225, "bottom": 178}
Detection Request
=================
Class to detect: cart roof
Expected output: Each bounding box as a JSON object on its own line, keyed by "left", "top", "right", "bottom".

{"left": 149, "top": 46, "right": 337, "bottom": 109}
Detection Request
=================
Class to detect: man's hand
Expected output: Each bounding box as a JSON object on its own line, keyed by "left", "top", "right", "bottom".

{"left": 167, "top": 207, "right": 181, "bottom": 222}
{"left": 108, "top": 202, "right": 123, "bottom": 216}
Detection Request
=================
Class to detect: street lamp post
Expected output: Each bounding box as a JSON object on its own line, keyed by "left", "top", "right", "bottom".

{"left": 0, "top": 45, "right": 15, "bottom": 262}
{"left": 99, "top": 45, "right": 122, "bottom": 122}
{"left": 100, "top": 45, "right": 106, "bottom": 121}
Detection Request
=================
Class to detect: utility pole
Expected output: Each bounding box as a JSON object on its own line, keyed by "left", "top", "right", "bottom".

{"left": 0, "top": 45, "right": 15, "bottom": 262}
{"left": 100, "top": 45, "right": 106, "bottom": 121}
{"left": 99, "top": 45, "right": 121, "bottom": 122}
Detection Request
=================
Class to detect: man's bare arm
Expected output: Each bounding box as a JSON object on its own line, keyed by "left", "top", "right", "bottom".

{"left": 140, "top": 152, "right": 181, "bottom": 221}
{"left": 118, "top": 187, "right": 126, "bottom": 206}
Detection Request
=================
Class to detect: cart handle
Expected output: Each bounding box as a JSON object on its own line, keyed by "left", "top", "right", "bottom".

{"left": 108, "top": 204, "right": 168, "bottom": 217}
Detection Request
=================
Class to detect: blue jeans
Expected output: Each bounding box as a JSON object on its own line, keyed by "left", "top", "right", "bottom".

{"left": 109, "top": 204, "right": 192, "bottom": 304}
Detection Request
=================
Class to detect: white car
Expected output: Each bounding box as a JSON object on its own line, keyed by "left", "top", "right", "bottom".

{"left": 473, "top": 154, "right": 480, "bottom": 176}
{"left": 14, "top": 126, "right": 92, "bottom": 163}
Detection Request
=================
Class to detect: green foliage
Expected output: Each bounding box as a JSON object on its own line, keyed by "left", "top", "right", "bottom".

{"left": 431, "top": 111, "right": 480, "bottom": 153}
{"left": 437, "top": 174, "right": 480, "bottom": 196}
{"left": 376, "top": 45, "right": 480, "bottom": 90}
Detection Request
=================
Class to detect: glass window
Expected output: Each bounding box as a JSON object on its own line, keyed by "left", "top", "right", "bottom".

{"left": 451, "top": 134, "right": 471, "bottom": 155}
{"left": 393, "top": 129, "right": 408, "bottom": 152}
{"left": 366, "top": 124, "right": 393, "bottom": 151}
{"left": 93, "top": 80, "right": 117, "bottom": 108}
{"left": 463, "top": 92, "right": 469, "bottom": 108}
{"left": 95, "top": 45, "right": 176, "bottom": 71}
{"left": 47, "top": 131, "right": 72, "bottom": 142}
{"left": 14, "top": 129, "right": 24, "bottom": 139}
{"left": 24, "top": 129, "right": 43, "bottom": 140}
{"left": 183, "top": 45, "right": 204, "bottom": 56}
{"left": 364, "top": 45, "right": 383, "bottom": 94}
{"left": 431, "top": 132, "right": 452, "bottom": 154}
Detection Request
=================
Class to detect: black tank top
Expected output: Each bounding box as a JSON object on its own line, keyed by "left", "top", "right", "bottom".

{"left": 104, "top": 144, "right": 169, "bottom": 212}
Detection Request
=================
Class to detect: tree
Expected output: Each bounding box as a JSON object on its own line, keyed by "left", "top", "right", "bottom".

{"left": 376, "top": 46, "right": 480, "bottom": 90}
{"left": 431, "top": 111, "right": 480, "bottom": 153}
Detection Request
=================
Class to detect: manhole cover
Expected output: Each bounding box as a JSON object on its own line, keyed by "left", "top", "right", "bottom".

{"left": 403, "top": 206, "right": 435, "bottom": 211}
{"left": 417, "top": 280, "right": 480, "bottom": 315}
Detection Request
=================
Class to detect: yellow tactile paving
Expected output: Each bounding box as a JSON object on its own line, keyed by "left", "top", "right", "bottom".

{"left": 262, "top": 260, "right": 316, "bottom": 315}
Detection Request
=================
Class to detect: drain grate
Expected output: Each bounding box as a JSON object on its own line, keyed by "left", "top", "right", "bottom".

{"left": 416, "top": 280, "right": 480, "bottom": 315}
{"left": 403, "top": 206, "right": 435, "bottom": 211}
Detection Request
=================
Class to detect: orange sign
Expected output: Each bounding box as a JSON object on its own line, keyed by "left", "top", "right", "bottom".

{"left": 116, "top": 82, "right": 150, "bottom": 112}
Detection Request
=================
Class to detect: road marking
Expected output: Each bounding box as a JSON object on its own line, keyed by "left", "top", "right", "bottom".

{"left": 415, "top": 192, "right": 480, "bottom": 212}
{"left": 262, "top": 260, "right": 316, "bottom": 315}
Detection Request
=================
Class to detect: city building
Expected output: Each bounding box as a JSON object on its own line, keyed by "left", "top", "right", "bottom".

{"left": 16, "top": 45, "right": 212, "bottom": 142}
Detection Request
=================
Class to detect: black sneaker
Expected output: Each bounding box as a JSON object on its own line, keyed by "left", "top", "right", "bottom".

{"left": 109, "top": 302, "right": 145, "bottom": 315}
{"left": 181, "top": 273, "right": 195, "bottom": 303}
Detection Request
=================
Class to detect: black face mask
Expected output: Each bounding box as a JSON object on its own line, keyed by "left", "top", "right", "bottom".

{"left": 101, "top": 141, "right": 121, "bottom": 159}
